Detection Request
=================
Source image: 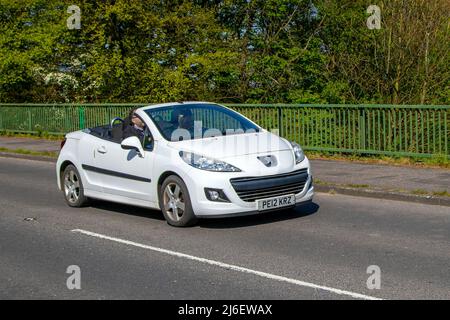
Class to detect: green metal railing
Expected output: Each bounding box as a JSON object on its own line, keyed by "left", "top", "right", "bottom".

{"left": 0, "top": 103, "right": 448, "bottom": 158}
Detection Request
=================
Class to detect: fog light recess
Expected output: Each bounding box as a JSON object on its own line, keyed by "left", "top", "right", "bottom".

{"left": 204, "top": 188, "right": 230, "bottom": 202}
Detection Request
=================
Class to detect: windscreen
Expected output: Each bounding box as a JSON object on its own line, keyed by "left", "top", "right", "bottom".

{"left": 145, "top": 104, "right": 260, "bottom": 141}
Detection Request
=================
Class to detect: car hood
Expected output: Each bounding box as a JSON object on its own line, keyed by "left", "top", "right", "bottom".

{"left": 167, "top": 131, "right": 292, "bottom": 159}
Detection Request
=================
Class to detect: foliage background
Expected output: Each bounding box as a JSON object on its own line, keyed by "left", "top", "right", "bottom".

{"left": 0, "top": 0, "right": 448, "bottom": 104}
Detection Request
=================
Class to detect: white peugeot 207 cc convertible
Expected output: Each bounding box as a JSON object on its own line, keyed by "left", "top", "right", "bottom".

{"left": 56, "top": 102, "right": 314, "bottom": 226}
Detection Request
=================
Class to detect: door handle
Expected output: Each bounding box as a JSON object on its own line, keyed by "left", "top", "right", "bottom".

{"left": 97, "top": 146, "right": 107, "bottom": 154}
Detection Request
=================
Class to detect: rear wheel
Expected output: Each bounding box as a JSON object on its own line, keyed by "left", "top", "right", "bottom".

{"left": 62, "top": 164, "right": 89, "bottom": 207}
{"left": 159, "top": 175, "right": 197, "bottom": 227}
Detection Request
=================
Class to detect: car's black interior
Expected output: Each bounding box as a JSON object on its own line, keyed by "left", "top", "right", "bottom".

{"left": 88, "top": 117, "right": 125, "bottom": 143}
{"left": 88, "top": 116, "right": 153, "bottom": 150}
{"left": 89, "top": 122, "right": 124, "bottom": 143}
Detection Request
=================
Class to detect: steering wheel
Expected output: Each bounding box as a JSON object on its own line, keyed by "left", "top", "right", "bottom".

{"left": 110, "top": 117, "right": 124, "bottom": 128}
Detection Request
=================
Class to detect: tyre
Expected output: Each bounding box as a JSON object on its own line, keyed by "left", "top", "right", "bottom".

{"left": 159, "top": 175, "right": 197, "bottom": 227}
{"left": 62, "top": 164, "right": 89, "bottom": 207}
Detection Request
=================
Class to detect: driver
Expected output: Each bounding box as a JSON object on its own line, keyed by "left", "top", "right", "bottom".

{"left": 123, "top": 108, "right": 146, "bottom": 143}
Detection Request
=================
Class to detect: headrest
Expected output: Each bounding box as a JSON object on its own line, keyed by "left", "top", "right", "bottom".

{"left": 170, "top": 108, "right": 192, "bottom": 123}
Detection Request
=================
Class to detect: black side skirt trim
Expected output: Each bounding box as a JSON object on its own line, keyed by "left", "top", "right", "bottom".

{"left": 82, "top": 164, "right": 151, "bottom": 183}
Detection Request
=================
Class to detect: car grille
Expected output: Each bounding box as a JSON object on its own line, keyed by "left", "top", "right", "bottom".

{"left": 230, "top": 168, "right": 309, "bottom": 202}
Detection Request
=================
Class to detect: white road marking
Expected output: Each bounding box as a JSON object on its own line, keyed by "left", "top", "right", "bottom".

{"left": 72, "top": 228, "right": 383, "bottom": 300}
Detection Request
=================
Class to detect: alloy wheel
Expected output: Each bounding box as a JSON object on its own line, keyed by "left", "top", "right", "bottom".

{"left": 64, "top": 169, "right": 80, "bottom": 204}
{"left": 163, "top": 182, "right": 186, "bottom": 222}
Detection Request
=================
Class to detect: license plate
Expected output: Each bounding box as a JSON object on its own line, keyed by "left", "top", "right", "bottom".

{"left": 256, "top": 194, "right": 296, "bottom": 211}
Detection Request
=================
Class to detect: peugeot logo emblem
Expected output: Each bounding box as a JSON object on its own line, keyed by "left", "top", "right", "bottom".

{"left": 258, "top": 155, "right": 276, "bottom": 167}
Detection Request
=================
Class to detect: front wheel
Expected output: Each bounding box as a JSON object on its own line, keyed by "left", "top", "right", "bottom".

{"left": 159, "top": 175, "right": 197, "bottom": 227}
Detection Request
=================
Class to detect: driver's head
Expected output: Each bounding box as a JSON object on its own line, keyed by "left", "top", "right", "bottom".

{"left": 131, "top": 112, "right": 145, "bottom": 129}
{"left": 126, "top": 108, "right": 145, "bottom": 129}
{"left": 177, "top": 108, "right": 194, "bottom": 130}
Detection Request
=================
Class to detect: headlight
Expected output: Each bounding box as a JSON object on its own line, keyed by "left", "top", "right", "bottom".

{"left": 290, "top": 141, "right": 305, "bottom": 164}
{"left": 179, "top": 151, "right": 241, "bottom": 172}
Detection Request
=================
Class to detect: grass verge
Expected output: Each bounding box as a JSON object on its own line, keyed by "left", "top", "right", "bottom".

{"left": 0, "top": 130, "right": 63, "bottom": 140}
{"left": 0, "top": 147, "right": 58, "bottom": 158}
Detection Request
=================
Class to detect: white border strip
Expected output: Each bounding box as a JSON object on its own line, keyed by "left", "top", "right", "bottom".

{"left": 72, "top": 229, "right": 382, "bottom": 300}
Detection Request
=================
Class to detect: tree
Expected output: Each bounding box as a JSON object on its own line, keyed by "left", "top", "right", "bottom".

{"left": 0, "top": 0, "right": 448, "bottom": 104}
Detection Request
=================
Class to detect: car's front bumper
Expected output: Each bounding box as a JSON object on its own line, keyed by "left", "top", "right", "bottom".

{"left": 195, "top": 184, "right": 314, "bottom": 218}
{"left": 183, "top": 164, "right": 314, "bottom": 218}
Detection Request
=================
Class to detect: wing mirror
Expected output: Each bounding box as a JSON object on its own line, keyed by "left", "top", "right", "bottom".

{"left": 121, "top": 136, "right": 145, "bottom": 158}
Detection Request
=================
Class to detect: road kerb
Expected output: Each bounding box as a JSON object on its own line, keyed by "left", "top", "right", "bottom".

{"left": 315, "top": 185, "right": 450, "bottom": 207}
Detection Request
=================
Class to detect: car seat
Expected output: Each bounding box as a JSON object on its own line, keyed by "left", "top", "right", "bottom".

{"left": 110, "top": 117, "right": 124, "bottom": 142}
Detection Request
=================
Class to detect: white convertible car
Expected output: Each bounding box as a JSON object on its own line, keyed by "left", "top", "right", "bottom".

{"left": 56, "top": 102, "right": 314, "bottom": 226}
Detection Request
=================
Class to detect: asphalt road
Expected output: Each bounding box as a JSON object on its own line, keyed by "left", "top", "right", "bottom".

{"left": 0, "top": 157, "right": 449, "bottom": 300}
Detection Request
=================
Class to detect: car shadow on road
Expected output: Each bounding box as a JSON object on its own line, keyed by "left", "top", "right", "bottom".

{"left": 89, "top": 200, "right": 165, "bottom": 221}
{"left": 89, "top": 199, "right": 319, "bottom": 229}
{"left": 198, "top": 201, "right": 320, "bottom": 229}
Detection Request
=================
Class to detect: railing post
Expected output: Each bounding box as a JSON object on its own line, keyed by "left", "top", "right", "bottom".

{"left": 78, "top": 106, "right": 85, "bottom": 129}
{"left": 359, "top": 108, "right": 366, "bottom": 150}
{"left": 277, "top": 106, "right": 283, "bottom": 137}
{"left": 27, "top": 109, "right": 32, "bottom": 132}
{"left": 445, "top": 109, "right": 448, "bottom": 159}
